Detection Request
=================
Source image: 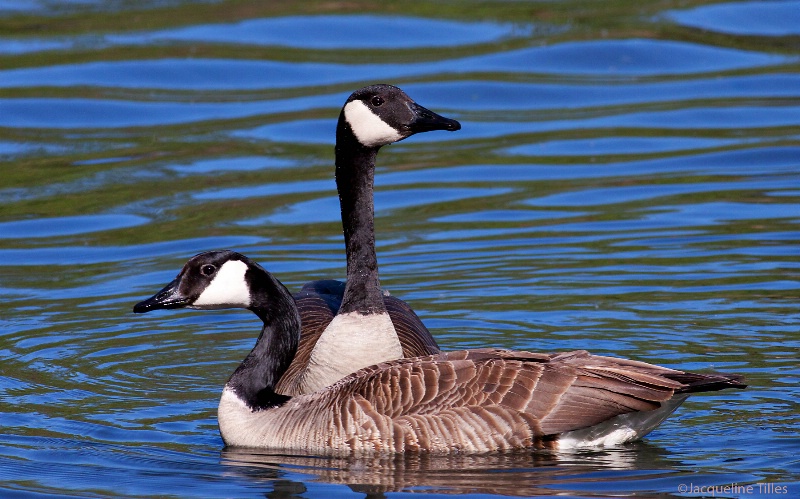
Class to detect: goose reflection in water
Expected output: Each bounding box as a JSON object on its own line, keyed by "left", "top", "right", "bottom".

{"left": 220, "top": 443, "right": 680, "bottom": 497}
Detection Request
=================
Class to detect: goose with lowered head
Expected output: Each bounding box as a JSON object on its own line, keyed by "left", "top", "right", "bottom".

{"left": 280, "top": 84, "right": 460, "bottom": 395}
{"left": 134, "top": 250, "right": 746, "bottom": 453}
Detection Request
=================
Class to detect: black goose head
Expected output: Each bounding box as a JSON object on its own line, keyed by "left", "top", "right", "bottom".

{"left": 133, "top": 250, "right": 253, "bottom": 313}
{"left": 339, "top": 84, "right": 461, "bottom": 148}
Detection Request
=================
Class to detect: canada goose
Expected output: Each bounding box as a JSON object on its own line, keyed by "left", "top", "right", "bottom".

{"left": 280, "top": 84, "right": 460, "bottom": 395}
{"left": 134, "top": 250, "right": 746, "bottom": 453}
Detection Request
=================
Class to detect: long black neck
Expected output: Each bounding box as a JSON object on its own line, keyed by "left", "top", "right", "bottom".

{"left": 334, "top": 113, "right": 388, "bottom": 315}
{"left": 226, "top": 265, "right": 300, "bottom": 410}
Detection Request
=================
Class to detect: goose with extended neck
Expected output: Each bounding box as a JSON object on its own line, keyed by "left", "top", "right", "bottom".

{"left": 279, "top": 84, "right": 460, "bottom": 395}
{"left": 134, "top": 250, "right": 745, "bottom": 453}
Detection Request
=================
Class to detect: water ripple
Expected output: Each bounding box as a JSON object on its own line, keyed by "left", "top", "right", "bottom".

{"left": 668, "top": 0, "right": 800, "bottom": 36}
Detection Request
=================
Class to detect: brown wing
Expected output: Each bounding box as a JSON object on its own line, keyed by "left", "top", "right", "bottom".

{"left": 274, "top": 283, "right": 340, "bottom": 395}
{"left": 275, "top": 280, "right": 440, "bottom": 395}
{"left": 384, "top": 295, "right": 440, "bottom": 356}
{"left": 345, "top": 350, "right": 678, "bottom": 429}
{"left": 548, "top": 350, "right": 747, "bottom": 395}
{"left": 317, "top": 349, "right": 744, "bottom": 451}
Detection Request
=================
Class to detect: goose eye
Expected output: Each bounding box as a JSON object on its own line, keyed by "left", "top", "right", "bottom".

{"left": 200, "top": 264, "right": 216, "bottom": 276}
{"left": 370, "top": 96, "right": 384, "bottom": 107}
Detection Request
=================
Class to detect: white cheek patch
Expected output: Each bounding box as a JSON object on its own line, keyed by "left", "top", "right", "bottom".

{"left": 192, "top": 259, "right": 251, "bottom": 309}
{"left": 343, "top": 100, "right": 403, "bottom": 147}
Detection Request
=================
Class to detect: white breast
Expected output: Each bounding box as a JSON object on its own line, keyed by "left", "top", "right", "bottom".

{"left": 298, "top": 311, "right": 402, "bottom": 393}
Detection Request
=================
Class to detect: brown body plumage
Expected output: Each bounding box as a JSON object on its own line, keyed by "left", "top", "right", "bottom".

{"left": 220, "top": 348, "right": 745, "bottom": 453}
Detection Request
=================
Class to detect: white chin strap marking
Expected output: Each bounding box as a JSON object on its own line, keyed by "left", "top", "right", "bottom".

{"left": 193, "top": 259, "right": 251, "bottom": 309}
{"left": 343, "top": 100, "right": 403, "bottom": 147}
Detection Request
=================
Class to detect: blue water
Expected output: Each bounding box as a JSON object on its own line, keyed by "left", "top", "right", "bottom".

{"left": 1, "top": 1, "right": 798, "bottom": 497}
